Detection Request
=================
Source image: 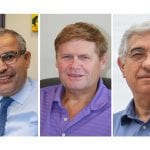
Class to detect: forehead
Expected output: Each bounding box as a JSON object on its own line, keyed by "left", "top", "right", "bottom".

{"left": 0, "top": 33, "right": 18, "bottom": 47}
{"left": 58, "top": 39, "right": 96, "bottom": 54}
{"left": 128, "top": 32, "right": 150, "bottom": 50}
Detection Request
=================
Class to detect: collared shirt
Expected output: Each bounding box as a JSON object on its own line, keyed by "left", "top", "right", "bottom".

{"left": 113, "top": 100, "right": 150, "bottom": 136}
{"left": 40, "top": 79, "right": 111, "bottom": 136}
{"left": 0, "top": 77, "right": 38, "bottom": 136}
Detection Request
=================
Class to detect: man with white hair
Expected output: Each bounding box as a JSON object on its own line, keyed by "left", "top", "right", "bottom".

{"left": 113, "top": 21, "right": 150, "bottom": 136}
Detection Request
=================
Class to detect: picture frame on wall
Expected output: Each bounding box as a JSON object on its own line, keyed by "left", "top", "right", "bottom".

{"left": 0, "top": 14, "right": 5, "bottom": 28}
{"left": 32, "top": 14, "right": 38, "bottom": 32}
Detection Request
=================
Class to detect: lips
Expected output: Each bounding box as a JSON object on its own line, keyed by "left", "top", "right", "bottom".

{"left": 137, "top": 75, "right": 150, "bottom": 83}
{"left": 0, "top": 76, "right": 11, "bottom": 80}
{"left": 68, "top": 74, "right": 84, "bottom": 77}
{"left": 0, "top": 74, "right": 14, "bottom": 83}
{"left": 67, "top": 73, "right": 85, "bottom": 80}
{"left": 138, "top": 75, "right": 150, "bottom": 79}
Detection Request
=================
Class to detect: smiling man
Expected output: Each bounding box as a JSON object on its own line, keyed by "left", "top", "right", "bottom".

{"left": 0, "top": 28, "right": 38, "bottom": 136}
{"left": 113, "top": 21, "right": 150, "bottom": 136}
{"left": 40, "top": 22, "right": 111, "bottom": 136}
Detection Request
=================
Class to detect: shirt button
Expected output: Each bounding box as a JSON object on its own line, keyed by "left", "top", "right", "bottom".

{"left": 143, "top": 125, "right": 146, "bottom": 130}
{"left": 62, "top": 133, "right": 65, "bottom": 136}
{"left": 64, "top": 117, "right": 68, "bottom": 121}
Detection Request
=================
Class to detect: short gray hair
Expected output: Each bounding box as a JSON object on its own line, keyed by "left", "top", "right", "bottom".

{"left": 0, "top": 28, "right": 26, "bottom": 52}
{"left": 119, "top": 21, "right": 150, "bottom": 63}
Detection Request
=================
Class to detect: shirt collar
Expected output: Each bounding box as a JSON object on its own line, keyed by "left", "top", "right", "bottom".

{"left": 121, "top": 100, "right": 139, "bottom": 125}
{"left": 0, "top": 78, "right": 32, "bottom": 105}
{"left": 53, "top": 84, "right": 64, "bottom": 106}
{"left": 89, "top": 79, "right": 111, "bottom": 110}
{"left": 52, "top": 79, "right": 110, "bottom": 110}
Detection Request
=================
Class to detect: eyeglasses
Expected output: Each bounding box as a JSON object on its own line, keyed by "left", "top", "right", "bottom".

{"left": 0, "top": 50, "right": 25, "bottom": 65}
{"left": 127, "top": 48, "right": 150, "bottom": 63}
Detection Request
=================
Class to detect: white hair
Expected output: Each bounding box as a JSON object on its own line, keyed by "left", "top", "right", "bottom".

{"left": 119, "top": 21, "right": 150, "bottom": 63}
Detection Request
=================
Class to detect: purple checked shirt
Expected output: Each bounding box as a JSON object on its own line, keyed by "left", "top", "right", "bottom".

{"left": 40, "top": 79, "right": 111, "bottom": 136}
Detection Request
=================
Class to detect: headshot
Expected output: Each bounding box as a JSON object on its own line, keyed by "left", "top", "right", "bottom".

{"left": 0, "top": 14, "right": 38, "bottom": 136}
{"left": 40, "top": 14, "right": 111, "bottom": 136}
{"left": 113, "top": 15, "right": 150, "bottom": 136}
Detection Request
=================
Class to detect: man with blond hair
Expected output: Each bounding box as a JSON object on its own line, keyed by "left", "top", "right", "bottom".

{"left": 41, "top": 22, "right": 111, "bottom": 136}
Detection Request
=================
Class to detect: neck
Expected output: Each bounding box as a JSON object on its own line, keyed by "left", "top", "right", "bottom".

{"left": 62, "top": 85, "right": 98, "bottom": 120}
{"left": 134, "top": 95, "right": 150, "bottom": 122}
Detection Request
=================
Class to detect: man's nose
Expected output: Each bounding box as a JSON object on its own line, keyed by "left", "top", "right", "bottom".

{"left": 141, "top": 53, "right": 150, "bottom": 71}
{"left": 0, "top": 59, "right": 8, "bottom": 73}
{"left": 70, "top": 57, "right": 80, "bottom": 68}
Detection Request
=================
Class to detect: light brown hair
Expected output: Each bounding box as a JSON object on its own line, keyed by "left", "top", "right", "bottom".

{"left": 55, "top": 22, "right": 108, "bottom": 58}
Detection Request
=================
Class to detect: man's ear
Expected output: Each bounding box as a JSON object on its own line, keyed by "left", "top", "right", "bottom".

{"left": 24, "top": 51, "right": 31, "bottom": 69}
{"left": 118, "top": 58, "right": 126, "bottom": 78}
{"left": 100, "top": 53, "right": 107, "bottom": 70}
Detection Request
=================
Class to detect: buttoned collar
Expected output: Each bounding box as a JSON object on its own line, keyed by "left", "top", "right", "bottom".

{"left": 52, "top": 79, "right": 111, "bottom": 111}
{"left": 121, "top": 100, "right": 142, "bottom": 125}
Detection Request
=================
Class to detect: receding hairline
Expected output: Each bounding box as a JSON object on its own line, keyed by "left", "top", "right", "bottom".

{"left": 0, "top": 28, "right": 26, "bottom": 52}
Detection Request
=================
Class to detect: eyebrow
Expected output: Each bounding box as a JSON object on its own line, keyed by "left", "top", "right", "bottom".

{"left": 0, "top": 50, "right": 17, "bottom": 54}
{"left": 130, "top": 47, "right": 145, "bottom": 52}
{"left": 59, "top": 53, "right": 91, "bottom": 56}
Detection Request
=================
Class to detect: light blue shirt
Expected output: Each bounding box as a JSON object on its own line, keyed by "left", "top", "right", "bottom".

{"left": 113, "top": 100, "right": 150, "bottom": 136}
{"left": 0, "top": 77, "right": 38, "bottom": 136}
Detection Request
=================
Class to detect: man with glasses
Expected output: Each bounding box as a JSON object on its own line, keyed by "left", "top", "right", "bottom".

{"left": 0, "top": 28, "right": 38, "bottom": 136}
{"left": 113, "top": 22, "right": 150, "bottom": 136}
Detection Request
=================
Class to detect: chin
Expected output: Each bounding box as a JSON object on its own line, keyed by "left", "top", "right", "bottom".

{"left": 69, "top": 86, "right": 82, "bottom": 90}
{"left": 136, "top": 86, "right": 150, "bottom": 95}
{"left": 0, "top": 91, "right": 14, "bottom": 96}
{"left": 0, "top": 85, "right": 17, "bottom": 96}
{"left": 67, "top": 85, "right": 85, "bottom": 91}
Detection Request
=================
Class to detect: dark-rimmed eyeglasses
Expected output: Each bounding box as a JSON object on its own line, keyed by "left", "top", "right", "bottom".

{"left": 0, "top": 50, "right": 26, "bottom": 65}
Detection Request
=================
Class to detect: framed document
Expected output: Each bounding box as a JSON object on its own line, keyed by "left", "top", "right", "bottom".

{"left": 0, "top": 14, "right": 5, "bottom": 27}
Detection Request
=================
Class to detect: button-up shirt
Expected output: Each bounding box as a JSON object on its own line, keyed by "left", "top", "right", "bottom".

{"left": 0, "top": 77, "right": 38, "bottom": 136}
{"left": 113, "top": 100, "right": 150, "bottom": 136}
{"left": 40, "top": 79, "right": 111, "bottom": 136}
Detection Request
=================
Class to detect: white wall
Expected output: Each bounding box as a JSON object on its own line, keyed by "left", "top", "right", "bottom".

{"left": 5, "top": 14, "right": 38, "bottom": 80}
{"left": 113, "top": 14, "right": 150, "bottom": 113}
{"left": 40, "top": 14, "right": 111, "bottom": 79}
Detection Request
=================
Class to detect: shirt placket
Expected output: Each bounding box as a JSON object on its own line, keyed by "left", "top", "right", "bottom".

{"left": 62, "top": 107, "right": 91, "bottom": 136}
{"left": 138, "top": 121, "right": 150, "bottom": 136}
{"left": 60, "top": 107, "right": 69, "bottom": 136}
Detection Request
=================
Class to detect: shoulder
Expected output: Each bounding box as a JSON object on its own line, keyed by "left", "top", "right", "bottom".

{"left": 113, "top": 100, "right": 133, "bottom": 121}
{"left": 28, "top": 77, "right": 38, "bottom": 89}
{"left": 41, "top": 84, "right": 61, "bottom": 94}
{"left": 40, "top": 84, "right": 62, "bottom": 101}
{"left": 113, "top": 110, "right": 124, "bottom": 123}
{"left": 40, "top": 84, "right": 62, "bottom": 110}
{"left": 100, "top": 80, "right": 111, "bottom": 100}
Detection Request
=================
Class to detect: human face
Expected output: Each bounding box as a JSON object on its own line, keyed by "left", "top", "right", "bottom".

{"left": 0, "top": 33, "right": 31, "bottom": 96}
{"left": 56, "top": 39, "right": 106, "bottom": 92}
{"left": 118, "top": 32, "right": 150, "bottom": 96}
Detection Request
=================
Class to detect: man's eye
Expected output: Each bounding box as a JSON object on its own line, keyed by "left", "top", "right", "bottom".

{"left": 131, "top": 51, "right": 144, "bottom": 56}
{"left": 79, "top": 56, "right": 90, "bottom": 60}
{"left": 129, "top": 48, "right": 145, "bottom": 57}
{"left": 62, "top": 55, "right": 72, "bottom": 60}
{"left": 3, "top": 54, "right": 15, "bottom": 61}
{"left": 131, "top": 52, "right": 145, "bottom": 59}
